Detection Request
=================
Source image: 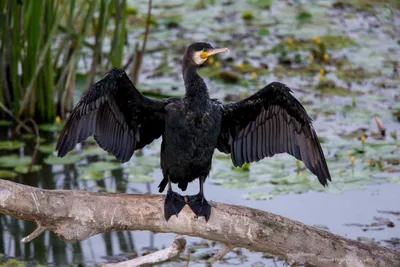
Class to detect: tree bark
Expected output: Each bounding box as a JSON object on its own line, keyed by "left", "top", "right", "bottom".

{"left": 0, "top": 179, "right": 399, "bottom": 267}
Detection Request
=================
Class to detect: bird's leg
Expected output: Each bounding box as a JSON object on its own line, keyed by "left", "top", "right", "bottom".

{"left": 164, "top": 177, "right": 186, "bottom": 221}
{"left": 187, "top": 177, "right": 212, "bottom": 221}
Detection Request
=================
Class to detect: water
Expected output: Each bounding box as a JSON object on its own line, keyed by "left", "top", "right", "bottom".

{"left": 1, "top": 0, "right": 400, "bottom": 266}
{"left": 2, "top": 165, "right": 400, "bottom": 266}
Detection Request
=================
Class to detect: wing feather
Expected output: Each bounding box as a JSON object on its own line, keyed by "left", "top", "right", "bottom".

{"left": 57, "top": 68, "right": 176, "bottom": 162}
{"left": 218, "top": 82, "right": 331, "bottom": 186}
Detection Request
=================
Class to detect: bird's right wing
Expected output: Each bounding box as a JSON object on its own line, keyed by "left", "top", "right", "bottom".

{"left": 56, "top": 68, "right": 177, "bottom": 162}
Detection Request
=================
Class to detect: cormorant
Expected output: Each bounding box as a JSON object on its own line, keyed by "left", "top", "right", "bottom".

{"left": 56, "top": 42, "right": 331, "bottom": 221}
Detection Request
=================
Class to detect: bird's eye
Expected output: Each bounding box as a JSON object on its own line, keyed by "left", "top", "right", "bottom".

{"left": 202, "top": 48, "right": 207, "bottom": 52}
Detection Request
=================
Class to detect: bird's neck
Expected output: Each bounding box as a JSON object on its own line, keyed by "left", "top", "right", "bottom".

{"left": 182, "top": 61, "right": 209, "bottom": 102}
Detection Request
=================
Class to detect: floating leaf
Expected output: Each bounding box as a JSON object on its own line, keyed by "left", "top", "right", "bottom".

{"left": 211, "top": 179, "right": 254, "bottom": 189}
{"left": 267, "top": 173, "right": 312, "bottom": 186}
{"left": 80, "top": 171, "right": 106, "bottom": 181}
{"left": 39, "top": 123, "right": 63, "bottom": 132}
{"left": 296, "top": 10, "right": 312, "bottom": 24}
{"left": 78, "top": 162, "right": 120, "bottom": 173}
{"left": 0, "top": 140, "right": 25, "bottom": 150}
{"left": 44, "top": 154, "right": 82, "bottom": 165}
{"left": 257, "top": 28, "right": 270, "bottom": 36}
{"left": 14, "top": 165, "right": 43, "bottom": 174}
{"left": 80, "top": 146, "right": 109, "bottom": 157}
{"left": 241, "top": 10, "right": 254, "bottom": 20}
{"left": 38, "top": 143, "right": 57, "bottom": 154}
{"left": 0, "top": 155, "right": 32, "bottom": 167}
{"left": 245, "top": 183, "right": 323, "bottom": 200}
{"left": 128, "top": 173, "right": 154, "bottom": 183}
{"left": 78, "top": 162, "right": 121, "bottom": 181}
{"left": 21, "top": 133, "right": 36, "bottom": 140}
{"left": 20, "top": 134, "right": 46, "bottom": 143}
{"left": 0, "top": 170, "right": 17, "bottom": 179}
{"left": 233, "top": 162, "right": 251, "bottom": 172}
{"left": 0, "top": 120, "right": 12, "bottom": 126}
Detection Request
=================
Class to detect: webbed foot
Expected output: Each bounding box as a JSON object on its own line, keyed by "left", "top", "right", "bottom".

{"left": 164, "top": 191, "right": 186, "bottom": 221}
{"left": 187, "top": 193, "right": 211, "bottom": 221}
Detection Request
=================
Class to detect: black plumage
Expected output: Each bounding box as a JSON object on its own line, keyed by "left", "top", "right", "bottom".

{"left": 57, "top": 42, "right": 331, "bottom": 221}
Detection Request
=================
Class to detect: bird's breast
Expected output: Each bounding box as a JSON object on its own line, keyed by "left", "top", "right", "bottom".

{"left": 162, "top": 104, "right": 221, "bottom": 159}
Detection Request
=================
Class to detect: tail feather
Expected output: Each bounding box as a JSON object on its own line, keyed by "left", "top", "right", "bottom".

{"left": 158, "top": 178, "right": 168, "bottom": 193}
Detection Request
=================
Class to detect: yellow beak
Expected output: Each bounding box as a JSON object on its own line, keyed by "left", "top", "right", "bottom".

{"left": 200, "top": 48, "right": 229, "bottom": 59}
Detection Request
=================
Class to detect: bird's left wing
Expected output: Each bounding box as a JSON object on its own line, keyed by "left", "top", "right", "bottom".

{"left": 217, "top": 82, "right": 331, "bottom": 186}
{"left": 56, "top": 68, "right": 177, "bottom": 162}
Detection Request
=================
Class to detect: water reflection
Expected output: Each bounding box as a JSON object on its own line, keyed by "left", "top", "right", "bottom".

{"left": 0, "top": 126, "right": 157, "bottom": 266}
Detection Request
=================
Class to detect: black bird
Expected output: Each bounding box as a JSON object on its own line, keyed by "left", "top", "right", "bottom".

{"left": 56, "top": 42, "right": 331, "bottom": 221}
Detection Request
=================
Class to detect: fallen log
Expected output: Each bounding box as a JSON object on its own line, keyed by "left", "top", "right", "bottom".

{"left": 0, "top": 179, "right": 398, "bottom": 267}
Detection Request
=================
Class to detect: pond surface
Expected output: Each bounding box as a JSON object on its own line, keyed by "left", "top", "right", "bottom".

{"left": 1, "top": 0, "right": 399, "bottom": 266}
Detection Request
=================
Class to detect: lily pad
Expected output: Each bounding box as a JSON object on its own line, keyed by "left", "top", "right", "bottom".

{"left": 245, "top": 182, "right": 324, "bottom": 200}
{"left": 44, "top": 154, "right": 82, "bottom": 165}
{"left": 14, "top": 165, "right": 43, "bottom": 174}
{"left": 38, "top": 143, "right": 57, "bottom": 154}
{"left": 39, "top": 123, "right": 63, "bottom": 132}
{"left": 80, "top": 171, "right": 106, "bottom": 181}
{"left": 128, "top": 173, "right": 154, "bottom": 183}
{"left": 0, "top": 140, "right": 25, "bottom": 150}
{"left": 80, "top": 146, "right": 109, "bottom": 157}
{"left": 0, "top": 155, "right": 32, "bottom": 167}
{"left": 0, "top": 120, "right": 12, "bottom": 126}
{"left": 78, "top": 162, "right": 121, "bottom": 181}
{"left": 21, "top": 134, "right": 46, "bottom": 142}
{"left": 78, "top": 162, "right": 120, "bottom": 173}
{"left": 0, "top": 170, "right": 17, "bottom": 179}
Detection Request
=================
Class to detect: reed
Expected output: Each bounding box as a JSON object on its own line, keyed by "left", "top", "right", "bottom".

{"left": 0, "top": 0, "right": 129, "bottom": 123}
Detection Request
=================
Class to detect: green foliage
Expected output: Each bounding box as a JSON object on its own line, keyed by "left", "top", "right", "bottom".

{"left": 0, "top": 140, "right": 25, "bottom": 150}
{"left": 336, "top": 0, "right": 400, "bottom": 9}
{"left": 0, "top": 0, "right": 130, "bottom": 122}
{"left": 0, "top": 155, "right": 32, "bottom": 167}
{"left": 250, "top": 0, "right": 273, "bottom": 9}
{"left": 0, "top": 170, "right": 17, "bottom": 179}
{"left": 296, "top": 10, "right": 312, "bottom": 24}
{"left": 14, "top": 165, "right": 43, "bottom": 174}
{"left": 316, "top": 80, "right": 351, "bottom": 96}
{"left": 44, "top": 154, "right": 82, "bottom": 165}
{"left": 0, "top": 258, "right": 46, "bottom": 267}
{"left": 241, "top": 10, "right": 254, "bottom": 21}
{"left": 257, "top": 28, "right": 270, "bottom": 36}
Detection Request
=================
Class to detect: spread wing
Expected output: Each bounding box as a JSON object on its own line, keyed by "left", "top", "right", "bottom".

{"left": 56, "top": 68, "right": 177, "bottom": 162}
{"left": 217, "top": 82, "right": 331, "bottom": 186}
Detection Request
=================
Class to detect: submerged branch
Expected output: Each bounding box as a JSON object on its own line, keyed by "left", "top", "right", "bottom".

{"left": 103, "top": 236, "right": 186, "bottom": 267}
{"left": 0, "top": 179, "right": 399, "bottom": 267}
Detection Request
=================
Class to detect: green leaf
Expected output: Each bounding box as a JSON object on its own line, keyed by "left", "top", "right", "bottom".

{"left": 0, "top": 120, "right": 12, "bottom": 126}
{"left": 14, "top": 165, "right": 42, "bottom": 174}
{"left": 38, "top": 143, "right": 56, "bottom": 154}
{"left": 257, "top": 28, "right": 270, "bottom": 36}
{"left": 80, "top": 147, "right": 109, "bottom": 157}
{"left": 44, "top": 154, "right": 82, "bottom": 165}
{"left": 78, "top": 162, "right": 121, "bottom": 181}
{"left": 0, "top": 140, "right": 25, "bottom": 150}
{"left": 296, "top": 10, "right": 312, "bottom": 23}
{"left": 0, "top": 170, "right": 18, "bottom": 179}
{"left": 80, "top": 171, "right": 105, "bottom": 181}
{"left": 39, "top": 123, "right": 63, "bottom": 132}
{"left": 78, "top": 162, "right": 120, "bottom": 173}
{"left": 0, "top": 155, "right": 32, "bottom": 167}
{"left": 128, "top": 173, "right": 154, "bottom": 183}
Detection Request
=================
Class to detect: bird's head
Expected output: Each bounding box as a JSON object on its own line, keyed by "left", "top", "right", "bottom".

{"left": 184, "top": 42, "right": 229, "bottom": 66}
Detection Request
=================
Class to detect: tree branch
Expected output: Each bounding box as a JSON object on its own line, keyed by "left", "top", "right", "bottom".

{"left": 0, "top": 179, "right": 399, "bottom": 267}
{"left": 103, "top": 236, "right": 186, "bottom": 267}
